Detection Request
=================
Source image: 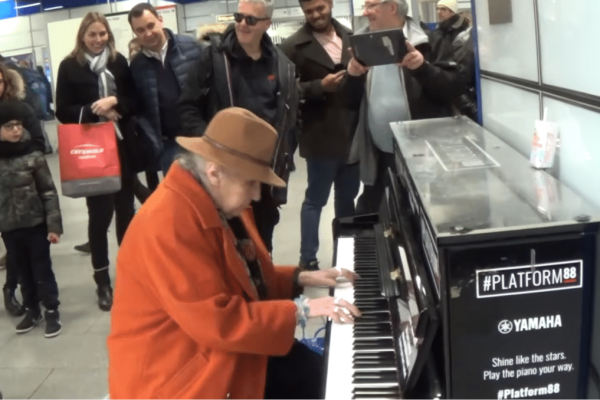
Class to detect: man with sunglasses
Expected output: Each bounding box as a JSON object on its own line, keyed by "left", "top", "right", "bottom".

{"left": 345, "top": 0, "right": 465, "bottom": 214}
{"left": 280, "top": 0, "right": 359, "bottom": 272}
{"left": 179, "top": 0, "right": 300, "bottom": 255}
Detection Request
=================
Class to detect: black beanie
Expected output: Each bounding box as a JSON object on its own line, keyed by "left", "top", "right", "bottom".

{"left": 0, "top": 101, "right": 25, "bottom": 127}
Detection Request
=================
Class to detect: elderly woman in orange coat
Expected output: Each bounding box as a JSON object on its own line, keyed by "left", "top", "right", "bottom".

{"left": 107, "top": 107, "right": 361, "bottom": 399}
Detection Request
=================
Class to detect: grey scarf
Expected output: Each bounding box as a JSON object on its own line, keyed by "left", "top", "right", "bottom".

{"left": 84, "top": 47, "right": 122, "bottom": 139}
{"left": 85, "top": 47, "right": 117, "bottom": 103}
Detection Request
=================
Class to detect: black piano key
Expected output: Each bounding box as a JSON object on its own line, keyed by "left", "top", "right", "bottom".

{"left": 353, "top": 371, "right": 398, "bottom": 380}
{"left": 354, "top": 330, "right": 393, "bottom": 337}
{"left": 352, "top": 386, "right": 400, "bottom": 396}
{"left": 353, "top": 375, "right": 398, "bottom": 385}
{"left": 355, "top": 313, "right": 390, "bottom": 322}
{"left": 353, "top": 388, "right": 400, "bottom": 398}
{"left": 353, "top": 349, "right": 395, "bottom": 358}
{"left": 352, "top": 360, "right": 398, "bottom": 371}
{"left": 353, "top": 339, "right": 395, "bottom": 351}
{"left": 353, "top": 326, "right": 392, "bottom": 334}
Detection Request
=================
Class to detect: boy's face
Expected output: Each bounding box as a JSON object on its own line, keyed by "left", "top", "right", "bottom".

{"left": 0, "top": 120, "right": 23, "bottom": 143}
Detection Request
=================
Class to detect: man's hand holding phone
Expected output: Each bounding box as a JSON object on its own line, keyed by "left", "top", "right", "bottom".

{"left": 321, "top": 70, "right": 346, "bottom": 92}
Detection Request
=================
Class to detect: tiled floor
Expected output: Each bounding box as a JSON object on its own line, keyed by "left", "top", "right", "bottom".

{"left": 0, "top": 121, "right": 337, "bottom": 399}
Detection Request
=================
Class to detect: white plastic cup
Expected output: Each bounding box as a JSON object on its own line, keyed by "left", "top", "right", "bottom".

{"left": 530, "top": 120, "right": 559, "bottom": 169}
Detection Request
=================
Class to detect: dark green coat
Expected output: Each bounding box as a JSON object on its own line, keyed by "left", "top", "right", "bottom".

{"left": 0, "top": 132, "right": 62, "bottom": 234}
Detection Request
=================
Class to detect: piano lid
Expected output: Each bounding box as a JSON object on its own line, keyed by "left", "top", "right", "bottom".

{"left": 391, "top": 116, "right": 600, "bottom": 239}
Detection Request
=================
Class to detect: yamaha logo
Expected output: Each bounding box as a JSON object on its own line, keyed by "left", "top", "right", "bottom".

{"left": 498, "top": 320, "right": 513, "bottom": 334}
{"left": 498, "top": 315, "right": 562, "bottom": 334}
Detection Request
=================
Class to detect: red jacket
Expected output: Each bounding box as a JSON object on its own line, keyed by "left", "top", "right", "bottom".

{"left": 108, "top": 163, "right": 298, "bottom": 399}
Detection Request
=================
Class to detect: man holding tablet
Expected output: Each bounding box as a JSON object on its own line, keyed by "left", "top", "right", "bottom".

{"left": 345, "top": 0, "right": 465, "bottom": 214}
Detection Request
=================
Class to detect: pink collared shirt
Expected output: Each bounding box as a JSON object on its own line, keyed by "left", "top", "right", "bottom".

{"left": 313, "top": 29, "right": 343, "bottom": 65}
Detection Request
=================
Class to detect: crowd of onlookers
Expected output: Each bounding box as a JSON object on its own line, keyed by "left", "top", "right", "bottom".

{"left": 0, "top": 0, "right": 474, "bottom": 339}
{"left": 0, "top": 0, "right": 476, "bottom": 397}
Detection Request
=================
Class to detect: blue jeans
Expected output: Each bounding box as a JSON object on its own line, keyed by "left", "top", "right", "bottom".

{"left": 160, "top": 139, "right": 184, "bottom": 175}
{"left": 300, "top": 158, "right": 360, "bottom": 264}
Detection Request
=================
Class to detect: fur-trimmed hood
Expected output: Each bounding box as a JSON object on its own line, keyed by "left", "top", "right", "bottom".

{"left": 197, "top": 23, "right": 229, "bottom": 42}
{"left": 1, "top": 67, "right": 26, "bottom": 101}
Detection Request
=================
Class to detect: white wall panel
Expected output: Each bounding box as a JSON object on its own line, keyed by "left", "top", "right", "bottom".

{"left": 542, "top": 97, "right": 600, "bottom": 208}
{"left": 474, "top": 0, "right": 538, "bottom": 82}
{"left": 481, "top": 78, "right": 541, "bottom": 156}
{"left": 30, "top": 9, "right": 70, "bottom": 30}
{"left": 538, "top": 0, "right": 600, "bottom": 97}
{"left": 0, "top": 16, "right": 31, "bottom": 36}
{"left": 0, "top": 32, "right": 32, "bottom": 52}
{"left": 31, "top": 29, "right": 47, "bottom": 47}
{"left": 332, "top": 1, "right": 350, "bottom": 17}
{"left": 69, "top": 4, "right": 111, "bottom": 18}
{"left": 184, "top": 1, "right": 228, "bottom": 18}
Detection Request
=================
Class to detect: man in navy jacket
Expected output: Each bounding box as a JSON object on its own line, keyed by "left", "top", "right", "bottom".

{"left": 128, "top": 3, "right": 203, "bottom": 175}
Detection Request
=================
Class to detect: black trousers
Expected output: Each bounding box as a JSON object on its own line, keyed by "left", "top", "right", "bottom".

{"left": 86, "top": 171, "right": 135, "bottom": 286}
{"left": 356, "top": 150, "right": 397, "bottom": 215}
{"left": 264, "top": 340, "right": 324, "bottom": 399}
{"left": 3, "top": 257, "right": 17, "bottom": 291}
{"left": 1, "top": 224, "right": 59, "bottom": 311}
{"left": 252, "top": 185, "right": 281, "bottom": 254}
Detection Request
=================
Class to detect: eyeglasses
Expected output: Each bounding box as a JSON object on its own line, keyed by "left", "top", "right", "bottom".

{"left": 233, "top": 12, "right": 271, "bottom": 26}
{"left": 2, "top": 122, "right": 22, "bottom": 130}
{"left": 363, "top": 1, "right": 389, "bottom": 11}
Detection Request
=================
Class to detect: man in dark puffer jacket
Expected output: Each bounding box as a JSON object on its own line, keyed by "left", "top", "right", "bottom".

{"left": 0, "top": 101, "right": 63, "bottom": 339}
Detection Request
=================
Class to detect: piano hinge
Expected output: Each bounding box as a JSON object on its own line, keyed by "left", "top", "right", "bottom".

{"left": 384, "top": 228, "right": 393, "bottom": 238}
{"left": 390, "top": 268, "right": 401, "bottom": 280}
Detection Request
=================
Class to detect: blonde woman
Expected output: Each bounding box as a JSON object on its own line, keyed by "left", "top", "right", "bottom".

{"left": 55, "top": 12, "right": 137, "bottom": 312}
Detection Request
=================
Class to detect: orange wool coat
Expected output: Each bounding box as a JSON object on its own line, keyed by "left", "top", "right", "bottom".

{"left": 107, "top": 163, "right": 299, "bottom": 399}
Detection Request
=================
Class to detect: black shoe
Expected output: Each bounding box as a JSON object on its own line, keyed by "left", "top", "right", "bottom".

{"left": 97, "top": 285, "right": 113, "bottom": 312}
{"left": 3, "top": 287, "right": 25, "bottom": 317}
{"left": 44, "top": 310, "right": 62, "bottom": 338}
{"left": 16, "top": 309, "right": 42, "bottom": 334}
{"left": 74, "top": 242, "right": 91, "bottom": 254}
{"left": 299, "top": 260, "right": 320, "bottom": 271}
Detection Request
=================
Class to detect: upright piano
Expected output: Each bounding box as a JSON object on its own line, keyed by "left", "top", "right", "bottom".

{"left": 323, "top": 116, "right": 600, "bottom": 399}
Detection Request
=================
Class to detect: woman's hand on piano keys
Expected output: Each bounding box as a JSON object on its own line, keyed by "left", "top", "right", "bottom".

{"left": 307, "top": 296, "right": 362, "bottom": 324}
{"left": 298, "top": 267, "right": 359, "bottom": 288}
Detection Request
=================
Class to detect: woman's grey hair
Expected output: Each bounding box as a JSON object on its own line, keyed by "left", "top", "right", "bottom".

{"left": 240, "top": 0, "right": 274, "bottom": 18}
{"left": 177, "top": 151, "right": 210, "bottom": 186}
{"left": 389, "top": 0, "right": 409, "bottom": 17}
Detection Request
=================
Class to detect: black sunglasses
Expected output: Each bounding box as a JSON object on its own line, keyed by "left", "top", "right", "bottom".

{"left": 233, "top": 12, "right": 270, "bottom": 26}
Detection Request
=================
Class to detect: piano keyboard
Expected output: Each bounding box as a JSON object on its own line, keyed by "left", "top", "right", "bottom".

{"left": 325, "top": 236, "right": 401, "bottom": 400}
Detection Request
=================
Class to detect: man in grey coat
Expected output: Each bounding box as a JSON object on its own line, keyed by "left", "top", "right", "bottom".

{"left": 345, "top": 0, "right": 465, "bottom": 214}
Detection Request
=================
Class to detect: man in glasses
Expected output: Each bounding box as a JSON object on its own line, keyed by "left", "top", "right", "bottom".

{"left": 179, "top": 0, "right": 300, "bottom": 255}
{"left": 345, "top": 0, "right": 465, "bottom": 214}
{"left": 280, "top": 0, "right": 359, "bottom": 272}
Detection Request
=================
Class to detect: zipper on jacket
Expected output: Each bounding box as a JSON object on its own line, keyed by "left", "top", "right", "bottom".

{"left": 224, "top": 54, "right": 234, "bottom": 107}
{"left": 270, "top": 63, "right": 293, "bottom": 197}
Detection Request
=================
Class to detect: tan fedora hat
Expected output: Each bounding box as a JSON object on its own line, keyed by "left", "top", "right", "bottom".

{"left": 176, "top": 107, "right": 286, "bottom": 188}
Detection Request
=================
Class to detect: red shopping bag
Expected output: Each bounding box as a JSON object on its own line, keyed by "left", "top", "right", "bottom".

{"left": 58, "top": 121, "right": 121, "bottom": 198}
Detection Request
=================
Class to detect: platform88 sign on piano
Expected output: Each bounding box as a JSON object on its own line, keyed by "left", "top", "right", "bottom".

{"left": 449, "top": 255, "right": 585, "bottom": 399}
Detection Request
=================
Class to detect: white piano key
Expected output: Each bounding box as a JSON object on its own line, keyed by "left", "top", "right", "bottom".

{"left": 325, "top": 237, "right": 355, "bottom": 400}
